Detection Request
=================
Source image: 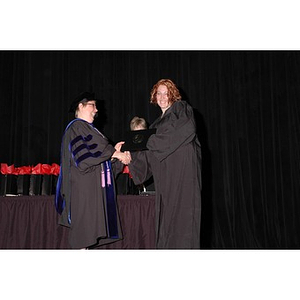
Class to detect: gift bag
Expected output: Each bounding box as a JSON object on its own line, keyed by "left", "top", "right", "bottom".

{"left": 41, "top": 163, "right": 59, "bottom": 195}
{"left": 0, "top": 164, "right": 18, "bottom": 196}
{"left": 0, "top": 174, "right": 18, "bottom": 196}
{"left": 29, "top": 175, "right": 43, "bottom": 195}
{"left": 17, "top": 175, "right": 31, "bottom": 195}
{"left": 29, "top": 164, "right": 44, "bottom": 196}
{"left": 16, "top": 165, "right": 31, "bottom": 195}
{"left": 42, "top": 175, "right": 58, "bottom": 195}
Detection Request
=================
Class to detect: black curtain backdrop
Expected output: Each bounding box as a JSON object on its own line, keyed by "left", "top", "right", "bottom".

{"left": 1, "top": 50, "right": 300, "bottom": 249}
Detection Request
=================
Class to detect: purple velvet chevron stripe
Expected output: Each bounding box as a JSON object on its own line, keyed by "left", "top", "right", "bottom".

{"left": 70, "top": 134, "right": 92, "bottom": 147}
{"left": 69, "top": 134, "right": 102, "bottom": 166}
{"left": 72, "top": 142, "right": 97, "bottom": 156}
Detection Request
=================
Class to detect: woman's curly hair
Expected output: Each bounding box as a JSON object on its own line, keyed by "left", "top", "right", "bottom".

{"left": 150, "top": 79, "right": 182, "bottom": 105}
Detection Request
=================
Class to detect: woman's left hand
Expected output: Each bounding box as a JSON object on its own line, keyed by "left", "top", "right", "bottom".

{"left": 114, "top": 141, "right": 125, "bottom": 152}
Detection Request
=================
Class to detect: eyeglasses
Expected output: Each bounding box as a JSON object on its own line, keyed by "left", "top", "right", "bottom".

{"left": 86, "top": 103, "right": 97, "bottom": 108}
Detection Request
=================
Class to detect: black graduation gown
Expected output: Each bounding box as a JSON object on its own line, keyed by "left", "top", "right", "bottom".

{"left": 129, "top": 101, "right": 202, "bottom": 249}
{"left": 55, "top": 119, "right": 123, "bottom": 249}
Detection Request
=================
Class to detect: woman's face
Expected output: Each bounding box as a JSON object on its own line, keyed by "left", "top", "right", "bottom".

{"left": 156, "top": 85, "right": 170, "bottom": 111}
{"left": 79, "top": 101, "right": 98, "bottom": 123}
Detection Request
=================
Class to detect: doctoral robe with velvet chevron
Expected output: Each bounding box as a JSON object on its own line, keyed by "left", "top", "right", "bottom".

{"left": 55, "top": 119, "right": 123, "bottom": 249}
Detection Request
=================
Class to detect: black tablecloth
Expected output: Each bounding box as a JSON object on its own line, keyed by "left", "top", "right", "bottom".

{"left": 0, "top": 194, "right": 155, "bottom": 249}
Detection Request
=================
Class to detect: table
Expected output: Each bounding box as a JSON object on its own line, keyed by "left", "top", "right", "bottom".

{"left": 0, "top": 194, "right": 156, "bottom": 249}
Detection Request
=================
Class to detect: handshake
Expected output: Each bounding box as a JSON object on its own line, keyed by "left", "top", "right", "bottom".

{"left": 112, "top": 141, "right": 132, "bottom": 165}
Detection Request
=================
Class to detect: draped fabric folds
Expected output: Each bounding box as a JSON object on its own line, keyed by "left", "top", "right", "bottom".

{"left": 0, "top": 195, "right": 155, "bottom": 249}
{"left": 0, "top": 197, "right": 68, "bottom": 249}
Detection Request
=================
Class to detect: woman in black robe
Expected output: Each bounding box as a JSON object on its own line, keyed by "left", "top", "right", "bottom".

{"left": 128, "top": 79, "right": 202, "bottom": 249}
{"left": 55, "top": 92, "right": 130, "bottom": 249}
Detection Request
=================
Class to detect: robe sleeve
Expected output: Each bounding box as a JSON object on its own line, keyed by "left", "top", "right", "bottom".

{"left": 68, "top": 121, "right": 115, "bottom": 173}
{"left": 147, "top": 101, "right": 197, "bottom": 162}
{"left": 111, "top": 159, "right": 124, "bottom": 176}
{"left": 128, "top": 151, "right": 153, "bottom": 185}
